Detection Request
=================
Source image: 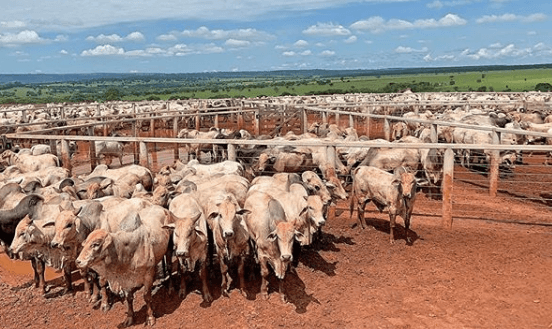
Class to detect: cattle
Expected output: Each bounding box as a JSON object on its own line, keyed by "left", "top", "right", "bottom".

{"left": 255, "top": 150, "right": 315, "bottom": 174}
{"left": 0, "top": 194, "right": 44, "bottom": 257}
{"left": 243, "top": 191, "right": 300, "bottom": 301}
{"left": 85, "top": 164, "right": 154, "bottom": 192}
{"left": 164, "top": 193, "right": 211, "bottom": 302}
{"left": 30, "top": 141, "right": 78, "bottom": 159}
{"left": 203, "top": 192, "right": 251, "bottom": 297}
{"left": 184, "top": 159, "right": 244, "bottom": 178}
{"left": 177, "top": 128, "right": 220, "bottom": 163}
{"left": 0, "top": 150, "right": 60, "bottom": 173}
{"left": 58, "top": 176, "right": 114, "bottom": 200}
{"left": 75, "top": 204, "right": 172, "bottom": 327}
{"left": 94, "top": 141, "right": 124, "bottom": 167}
{"left": 350, "top": 166, "right": 418, "bottom": 244}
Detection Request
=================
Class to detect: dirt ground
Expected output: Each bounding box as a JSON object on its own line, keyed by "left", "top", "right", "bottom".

{"left": 2, "top": 113, "right": 552, "bottom": 328}
{"left": 1, "top": 188, "right": 551, "bottom": 329}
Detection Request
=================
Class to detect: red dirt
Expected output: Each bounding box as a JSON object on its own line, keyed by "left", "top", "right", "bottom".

{"left": 2, "top": 112, "right": 552, "bottom": 328}
{"left": 1, "top": 195, "right": 551, "bottom": 329}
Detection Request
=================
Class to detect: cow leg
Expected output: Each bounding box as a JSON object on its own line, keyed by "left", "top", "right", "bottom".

{"left": 259, "top": 258, "right": 270, "bottom": 300}
{"left": 405, "top": 206, "right": 414, "bottom": 244}
{"left": 237, "top": 256, "right": 246, "bottom": 298}
{"left": 389, "top": 213, "right": 397, "bottom": 244}
{"left": 220, "top": 258, "right": 231, "bottom": 297}
{"left": 199, "top": 262, "right": 212, "bottom": 303}
{"left": 122, "top": 293, "right": 135, "bottom": 328}
{"left": 279, "top": 278, "right": 286, "bottom": 303}
{"left": 178, "top": 263, "right": 187, "bottom": 299}
{"left": 143, "top": 276, "right": 156, "bottom": 326}
{"left": 32, "top": 257, "right": 47, "bottom": 293}
{"left": 99, "top": 278, "right": 111, "bottom": 312}
{"left": 88, "top": 271, "right": 101, "bottom": 304}
{"left": 62, "top": 265, "right": 74, "bottom": 294}
{"left": 356, "top": 200, "right": 369, "bottom": 229}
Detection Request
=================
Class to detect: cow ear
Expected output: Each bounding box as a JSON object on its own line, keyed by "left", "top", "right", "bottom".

{"left": 102, "top": 234, "right": 113, "bottom": 251}
{"left": 267, "top": 231, "right": 277, "bottom": 242}
{"left": 100, "top": 178, "right": 113, "bottom": 189}
{"left": 207, "top": 212, "right": 220, "bottom": 221}
{"left": 162, "top": 223, "right": 176, "bottom": 230}
{"left": 195, "top": 228, "right": 206, "bottom": 241}
{"left": 299, "top": 206, "right": 309, "bottom": 217}
{"left": 42, "top": 221, "right": 55, "bottom": 228}
{"left": 294, "top": 230, "right": 305, "bottom": 241}
{"left": 75, "top": 217, "right": 82, "bottom": 233}
{"left": 325, "top": 181, "right": 336, "bottom": 189}
{"left": 73, "top": 206, "right": 83, "bottom": 217}
{"left": 236, "top": 209, "right": 251, "bottom": 216}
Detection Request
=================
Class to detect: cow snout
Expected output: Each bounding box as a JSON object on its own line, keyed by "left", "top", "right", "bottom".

{"left": 75, "top": 259, "right": 84, "bottom": 268}
{"left": 51, "top": 241, "right": 59, "bottom": 249}
{"left": 281, "top": 254, "right": 292, "bottom": 262}
{"left": 175, "top": 250, "right": 189, "bottom": 258}
{"left": 318, "top": 219, "right": 326, "bottom": 226}
{"left": 223, "top": 231, "right": 234, "bottom": 239}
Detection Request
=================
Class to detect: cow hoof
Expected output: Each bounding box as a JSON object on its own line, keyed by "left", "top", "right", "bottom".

{"left": 121, "top": 316, "right": 134, "bottom": 328}
{"left": 178, "top": 290, "right": 186, "bottom": 300}
{"left": 101, "top": 301, "right": 111, "bottom": 313}
{"left": 261, "top": 292, "right": 269, "bottom": 301}
{"left": 222, "top": 289, "right": 230, "bottom": 298}
{"left": 203, "top": 293, "right": 213, "bottom": 304}
{"left": 145, "top": 316, "right": 156, "bottom": 326}
{"left": 89, "top": 294, "right": 100, "bottom": 304}
{"left": 240, "top": 290, "right": 248, "bottom": 299}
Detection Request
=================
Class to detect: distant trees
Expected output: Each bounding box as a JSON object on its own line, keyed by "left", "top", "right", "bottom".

{"left": 535, "top": 82, "right": 552, "bottom": 92}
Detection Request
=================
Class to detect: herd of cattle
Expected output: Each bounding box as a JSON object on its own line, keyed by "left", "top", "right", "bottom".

{"left": 1, "top": 93, "right": 552, "bottom": 327}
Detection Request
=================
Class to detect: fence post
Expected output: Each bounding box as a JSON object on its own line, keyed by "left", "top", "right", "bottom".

{"left": 227, "top": 143, "right": 236, "bottom": 161}
{"left": 49, "top": 139, "right": 58, "bottom": 157}
{"left": 88, "top": 127, "right": 97, "bottom": 169}
{"left": 365, "top": 108, "right": 372, "bottom": 138}
{"left": 349, "top": 114, "right": 354, "bottom": 129}
{"left": 195, "top": 109, "right": 201, "bottom": 131}
{"left": 335, "top": 110, "right": 340, "bottom": 126}
{"left": 322, "top": 111, "right": 328, "bottom": 124}
{"left": 139, "top": 142, "right": 149, "bottom": 168}
{"left": 442, "top": 147, "right": 454, "bottom": 229}
{"left": 302, "top": 108, "right": 308, "bottom": 134}
{"left": 173, "top": 116, "right": 179, "bottom": 161}
{"left": 60, "top": 139, "right": 72, "bottom": 176}
{"left": 384, "top": 117, "right": 391, "bottom": 141}
{"left": 326, "top": 145, "right": 336, "bottom": 169}
{"left": 133, "top": 121, "right": 139, "bottom": 165}
{"left": 214, "top": 114, "right": 220, "bottom": 129}
{"left": 489, "top": 130, "right": 500, "bottom": 197}
{"left": 255, "top": 110, "right": 261, "bottom": 136}
{"left": 430, "top": 123, "right": 438, "bottom": 143}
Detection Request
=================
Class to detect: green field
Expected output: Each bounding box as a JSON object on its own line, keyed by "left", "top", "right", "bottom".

{"left": 1, "top": 67, "right": 551, "bottom": 104}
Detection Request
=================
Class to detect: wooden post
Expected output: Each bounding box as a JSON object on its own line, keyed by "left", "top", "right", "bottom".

{"left": 322, "top": 111, "right": 328, "bottom": 124}
{"left": 195, "top": 110, "right": 200, "bottom": 131}
{"left": 238, "top": 111, "right": 244, "bottom": 130}
{"left": 442, "top": 147, "right": 454, "bottom": 229}
{"left": 489, "top": 130, "right": 500, "bottom": 197}
{"left": 21, "top": 110, "right": 27, "bottom": 123}
{"left": 365, "top": 107, "right": 372, "bottom": 138}
{"left": 280, "top": 105, "right": 286, "bottom": 135}
{"left": 335, "top": 111, "right": 340, "bottom": 126}
{"left": 60, "top": 139, "right": 72, "bottom": 176}
{"left": 150, "top": 114, "right": 156, "bottom": 154}
{"left": 103, "top": 117, "right": 108, "bottom": 136}
{"left": 173, "top": 116, "right": 179, "bottom": 161}
{"left": 132, "top": 121, "right": 139, "bottom": 165}
{"left": 254, "top": 110, "right": 261, "bottom": 136}
{"left": 349, "top": 114, "right": 354, "bottom": 129}
{"left": 227, "top": 143, "right": 236, "bottom": 161}
{"left": 88, "top": 127, "right": 97, "bottom": 169}
{"left": 49, "top": 139, "right": 58, "bottom": 157}
{"left": 327, "top": 145, "right": 336, "bottom": 169}
{"left": 384, "top": 117, "right": 391, "bottom": 141}
{"left": 214, "top": 114, "right": 220, "bottom": 129}
{"left": 139, "top": 142, "right": 149, "bottom": 168}
{"left": 302, "top": 108, "right": 308, "bottom": 134}
{"left": 430, "top": 124, "right": 438, "bottom": 143}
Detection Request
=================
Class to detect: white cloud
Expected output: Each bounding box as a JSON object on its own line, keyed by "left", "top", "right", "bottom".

{"left": 59, "top": 49, "right": 68, "bottom": 55}
{"left": 294, "top": 39, "right": 309, "bottom": 47}
{"left": 344, "top": 35, "right": 357, "bottom": 43}
{"left": 303, "top": 22, "right": 351, "bottom": 36}
{"left": 320, "top": 50, "right": 335, "bottom": 56}
{"left": 179, "top": 26, "right": 274, "bottom": 41}
{"left": 489, "top": 42, "right": 502, "bottom": 48}
{"left": 0, "top": 21, "right": 26, "bottom": 29}
{"left": 282, "top": 51, "right": 296, "bottom": 56}
{"left": 476, "top": 13, "right": 547, "bottom": 24}
{"left": 300, "top": 50, "right": 312, "bottom": 56}
{"left": 350, "top": 14, "right": 466, "bottom": 33}
{"left": 225, "top": 39, "right": 250, "bottom": 47}
{"left": 461, "top": 43, "right": 532, "bottom": 60}
{"left": 527, "top": 31, "right": 537, "bottom": 35}
{"left": 0, "top": 30, "right": 45, "bottom": 46}
{"left": 86, "top": 31, "right": 145, "bottom": 43}
{"left": 81, "top": 44, "right": 125, "bottom": 56}
{"left": 274, "top": 45, "right": 287, "bottom": 50}
{"left": 426, "top": 1, "right": 443, "bottom": 9}
{"left": 157, "top": 34, "right": 177, "bottom": 41}
{"left": 534, "top": 42, "right": 546, "bottom": 51}
{"left": 394, "top": 46, "right": 429, "bottom": 53}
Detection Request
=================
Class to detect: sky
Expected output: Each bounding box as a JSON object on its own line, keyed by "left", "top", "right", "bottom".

{"left": 0, "top": 0, "right": 550, "bottom": 74}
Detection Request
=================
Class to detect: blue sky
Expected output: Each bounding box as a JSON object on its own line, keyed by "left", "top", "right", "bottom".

{"left": 0, "top": 0, "right": 550, "bottom": 74}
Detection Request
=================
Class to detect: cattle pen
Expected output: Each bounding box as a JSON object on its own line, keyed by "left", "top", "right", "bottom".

{"left": 4, "top": 94, "right": 552, "bottom": 229}
{"left": 1, "top": 93, "right": 552, "bottom": 329}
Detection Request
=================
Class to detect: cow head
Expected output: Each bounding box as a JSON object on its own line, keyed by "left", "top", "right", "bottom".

{"left": 9, "top": 215, "right": 47, "bottom": 257}
{"left": 393, "top": 167, "right": 417, "bottom": 199}
{"left": 164, "top": 212, "right": 205, "bottom": 270}
{"left": 75, "top": 229, "right": 112, "bottom": 269}
{"left": 301, "top": 171, "right": 332, "bottom": 205}
{"left": 324, "top": 167, "right": 348, "bottom": 200}
{"left": 207, "top": 195, "right": 250, "bottom": 240}
{"left": 49, "top": 202, "right": 84, "bottom": 250}
{"left": 151, "top": 186, "right": 170, "bottom": 207}
{"left": 267, "top": 220, "right": 302, "bottom": 279}
{"left": 306, "top": 195, "right": 326, "bottom": 229}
